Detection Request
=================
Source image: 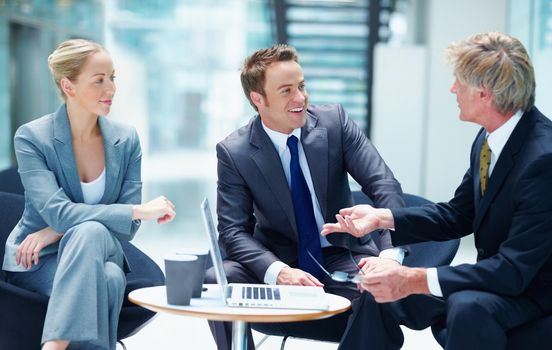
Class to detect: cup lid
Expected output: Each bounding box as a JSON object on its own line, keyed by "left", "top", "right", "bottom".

{"left": 164, "top": 253, "right": 198, "bottom": 262}
{"left": 175, "top": 248, "right": 209, "bottom": 255}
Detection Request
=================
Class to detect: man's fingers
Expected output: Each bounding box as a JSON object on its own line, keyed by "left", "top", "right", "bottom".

{"left": 305, "top": 273, "right": 324, "bottom": 287}
{"left": 336, "top": 214, "right": 347, "bottom": 227}
{"left": 360, "top": 273, "right": 386, "bottom": 287}
{"left": 344, "top": 216, "right": 361, "bottom": 236}
{"left": 338, "top": 207, "right": 354, "bottom": 216}
{"left": 364, "top": 263, "right": 379, "bottom": 274}
{"left": 358, "top": 257, "right": 377, "bottom": 269}
{"left": 321, "top": 215, "right": 353, "bottom": 236}
{"left": 301, "top": 278, "right": 317, "bottom": 286}
{"left": 321, "top": 223, "right": 341, "bottom": 236}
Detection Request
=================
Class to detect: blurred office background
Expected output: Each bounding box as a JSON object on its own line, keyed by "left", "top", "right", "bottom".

{"left": 1, "top": 0, "right": 551, "bottom": 349}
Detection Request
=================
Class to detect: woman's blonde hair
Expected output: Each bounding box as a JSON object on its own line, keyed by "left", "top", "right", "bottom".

{"left": 47, "top": 38, "right": 105, "bottom": 100}
{"left": 447, "top": 32, "right": 535, "bottom": 114}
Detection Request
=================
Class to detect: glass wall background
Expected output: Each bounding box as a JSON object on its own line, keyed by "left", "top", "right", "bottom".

{"left": 0, "top": 0, "right": 104, "bottom": 168}
{"left": 509, "top": 0, "right": 552, "bottom": 117}
{"left": 104, "top": 0, "right": 272, "bottom": 258}
{"left": 0, "top": 0, "right": 272, "bottom": 261}
{"left": 2, "top": 0, "right": 552, "bottom": 264}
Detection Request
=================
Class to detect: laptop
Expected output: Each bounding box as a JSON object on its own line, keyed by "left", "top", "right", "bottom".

{"left": 200, "top": 198, "right": 329, "bottom": 310}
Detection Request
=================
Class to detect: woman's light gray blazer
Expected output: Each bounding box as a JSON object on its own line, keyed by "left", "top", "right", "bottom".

{"left": 2, "top": 104, "right": 142, "bottom": 272}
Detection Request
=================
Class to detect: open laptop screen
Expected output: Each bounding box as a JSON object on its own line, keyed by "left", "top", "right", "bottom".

{"left": 200, "top": 197, "right": 228, "bottom": 304}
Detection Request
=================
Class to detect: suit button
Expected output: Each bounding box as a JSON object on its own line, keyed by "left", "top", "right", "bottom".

{"left": 477, "top": 248, "right": 485, "bottom": 256}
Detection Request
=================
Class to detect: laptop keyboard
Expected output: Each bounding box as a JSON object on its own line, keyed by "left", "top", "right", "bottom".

{"left": 229, "top": 285, "right": 281, "bottom": 301}
{"left": 249, "top": 286, "right": 280, "bottom": 300}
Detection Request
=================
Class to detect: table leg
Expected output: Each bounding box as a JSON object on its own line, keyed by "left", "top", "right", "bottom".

{"left": 232, "top": 320, "right": 248, "bottom": 350}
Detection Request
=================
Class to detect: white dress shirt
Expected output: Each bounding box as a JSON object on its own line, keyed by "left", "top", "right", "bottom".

{"left": 261, "top": 122, "right": 404, "bottom": 284}
{"left": 426, "top": 110, "right": 523, "bottom": 296}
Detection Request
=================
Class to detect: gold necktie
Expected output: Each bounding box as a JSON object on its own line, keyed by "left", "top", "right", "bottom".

{"left": 479, "top": 139, "right": 491, "bottom": 195}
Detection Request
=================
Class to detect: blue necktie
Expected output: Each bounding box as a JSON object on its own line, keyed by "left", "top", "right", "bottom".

{"left": 287, "top": 135, "right": 325, "bottom": 279}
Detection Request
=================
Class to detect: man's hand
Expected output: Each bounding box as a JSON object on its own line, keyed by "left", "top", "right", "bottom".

{"left": 16, "top": 227, "right": 62, "bottom": 269}
{"left": 358, "top": 256, "right": 400, "bottom": 274}
{"left": 358, "top": 265, "right": 429, "bottom": 303}
{"left": 276, "top": 267, "right": 324, "bottom": 287}
{"left": 321, "top": 205, "right": 394, "bottom": 237}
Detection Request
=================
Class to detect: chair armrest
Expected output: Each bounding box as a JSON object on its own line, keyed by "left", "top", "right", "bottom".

{"left": 0, "top": 279, "right": 49, "bottom": 306}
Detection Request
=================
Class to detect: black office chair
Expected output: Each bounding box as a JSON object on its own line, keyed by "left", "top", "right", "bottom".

{"left": 0, "top": 166, "right": 25, "bottom": 195}
{"left": 251, "top": 191, "right": 461, "bottom": 349}
{"left": 431, "top": 316, "right": 552, "bottom": 350}
{"left": 0, "top": 192, "right": 165, "bottom": 350}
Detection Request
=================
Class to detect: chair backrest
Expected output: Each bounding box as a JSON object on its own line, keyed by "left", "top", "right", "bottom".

{"left": 0, "top": 192, "right": 25, "bottom": 280}
{"left": 0, "top": 167, "right": 25, "bottom": 195}
{"left": 352, "top": 191, "right": 460, "bottom": 267}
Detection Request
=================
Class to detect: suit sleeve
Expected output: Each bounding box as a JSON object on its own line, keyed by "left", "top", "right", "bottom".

{"left": 14, "top": 125, "right": 141, "bottom": 241}
{"left": 216, "top": 142, "right": 281, "bottom": 281}
{"left": 338, "top": 104, "right": 405, "bottom": 250}
{"left": 391, "top": 167, "right": 475, "bottom": 245}
{"left": 390, "top": 130, "right": 484, "bottom": 246}
{"left": 437, "top": 154, "right": 552, "bottom": 297}
{"left": 113, "top": 128, "right": 142, "bottom": 241}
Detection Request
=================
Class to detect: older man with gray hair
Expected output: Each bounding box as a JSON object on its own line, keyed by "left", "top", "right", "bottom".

{"left": 323, "top": 32, "right": 552, "bottom": 350}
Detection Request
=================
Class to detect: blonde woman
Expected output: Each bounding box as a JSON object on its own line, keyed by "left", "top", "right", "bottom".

{"left": 2, "top": 39, "right": 176, "bottom": 350}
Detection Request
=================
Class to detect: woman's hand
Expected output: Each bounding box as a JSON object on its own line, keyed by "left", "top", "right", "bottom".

{"left": 132, "top": 196, "right": 176, "bottom": 224}
{"left": 16, "top": 227, "right": 62, "bottom": 269}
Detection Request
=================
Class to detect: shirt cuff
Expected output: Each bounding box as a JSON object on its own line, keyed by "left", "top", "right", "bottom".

{"left": 379, "top": 247, "right": 405, "bottom": 264}
{"left": 263, "top": 261, "right": 288, "bottom": 285}
{"left": 426, "top": 267, "right": 443, "bottom": 297}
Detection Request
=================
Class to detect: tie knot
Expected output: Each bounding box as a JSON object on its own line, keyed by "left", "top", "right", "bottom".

{"left": 287, "top": 135, "right": 299, "bottom": 154}
{"left": 481, "top": 138, "right": 491, "bottom": 153}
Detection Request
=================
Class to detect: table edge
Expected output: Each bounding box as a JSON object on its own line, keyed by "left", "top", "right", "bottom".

{"left": 129, "top": 286, "right": 351, "bottom": 323}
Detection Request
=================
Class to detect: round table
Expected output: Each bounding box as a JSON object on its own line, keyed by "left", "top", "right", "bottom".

{"left": 129, "top": 284, "right": 351, "bottom": 349}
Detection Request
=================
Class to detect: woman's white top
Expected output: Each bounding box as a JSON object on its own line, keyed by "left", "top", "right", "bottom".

{"left": 81, "top": 168, "right": 106, "bottom": 205}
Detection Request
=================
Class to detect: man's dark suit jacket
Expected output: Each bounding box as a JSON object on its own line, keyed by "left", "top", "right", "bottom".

{"left": 391, "top": 106, "right": 552, "bottom": 312}
{"left": 216, "top": 104, "right": 405, "bottom": 281}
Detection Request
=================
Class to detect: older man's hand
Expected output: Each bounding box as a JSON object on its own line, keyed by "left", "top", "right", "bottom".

{"left": 358, "top": 256, "right": 400, "bottom": 274}
{"left": 358, "top": 265, "right": 429, "bottom": 303}
{"left": 321, "top": 205, "right": 394, "bottom": 238}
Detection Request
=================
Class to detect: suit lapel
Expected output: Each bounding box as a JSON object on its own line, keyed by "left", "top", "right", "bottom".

{"left": 52, "top": 105, "right": 84, "bottom": 203}
{"left": 473, "top": 110, "right": 536, "bottom": 231}
{"left": 301, "top": 113, "right": 328, "bottom": 219}
{"left": 249, "top": 117, "right": 298, "bottom": 236}
{"left": 98, "top": 116, "right": 123, "bottom": 204}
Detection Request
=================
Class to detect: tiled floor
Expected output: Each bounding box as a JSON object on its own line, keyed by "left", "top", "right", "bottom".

{"left": 120, "top": 221, "right": 476, "bottom": 350}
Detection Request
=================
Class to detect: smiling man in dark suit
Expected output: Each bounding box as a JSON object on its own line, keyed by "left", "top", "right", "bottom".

{"left": 205, "top": 44, "right": 416, "bottom": 349}
{"left": 323, "top": 32, "right": 552, "bottom": 350}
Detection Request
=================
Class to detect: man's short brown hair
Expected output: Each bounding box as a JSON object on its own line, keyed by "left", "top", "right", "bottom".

{"left": 240, "top": 44, "right": 299, "bottom": 111}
